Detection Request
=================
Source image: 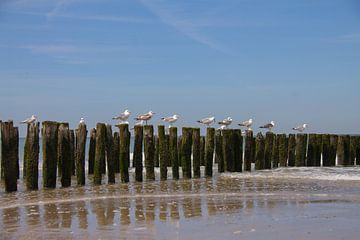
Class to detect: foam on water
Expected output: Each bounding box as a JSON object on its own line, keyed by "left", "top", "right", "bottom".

{"left": 222, "top": 167, "right": 360, "bottom": 181}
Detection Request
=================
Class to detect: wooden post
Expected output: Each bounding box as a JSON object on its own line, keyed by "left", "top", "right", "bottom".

{"left": 165, "top": 134, "right": 171, "bottom": 167}
{"left": 88, "top": 128, "right": 96, "bottom": 175}
{"left": 169, "top": 127, "right": 179, "bottom": 180}
{"left": 58, "top": 123, "right": 71, "bottom": 187}
{"left": 307, "top": 134, "right": 317, "bottom": 166}
{"left": 192, "top": 128, "right": 201, "bottom": 178}
{"left": 70, "top": 129, "right": 76, "bottom": 176}
{"left": 178, "top": 136, "right": 182, "bottom": 167}
{"left": 113, "top": 132, "right": 120, "bottom": 173}
{"left": 215, "top": 130, "right": 224, "bottom": 173}
{"left": 181, "top": 127, "right": 192, "bottom": 179}
{"left": 222, "top": 129, "right": 233, "bottom": 172}
{"left": 15, "top": 127, "right": 19, "bottom": 180}
{"left": 200, "top": 136, "right": 205, "bottom": 166}
{"left": 315, "top": 134, "right": 322, "bottom": 166}
{"left": 295, "top": 133, "right": 307, "bottom": 167}
{"left": 24, "top": 122, "right": 40, "bottom": 190}
{"left": 144, "top": 125, "right": 155, "bottom": 181}
{"left": 133, "top": 125, "right": 143, "bottom": 182}
{"left": 350, "top": 136, "right": 357, "bottom": 166}
{"left": 233, "top": 129, "right": 243, "bottom": 172}
{"left": 328, "top": 135, "right": 338, "bottom": 166}
{"left": 255, "top": 132, "right": 265, "bottom": 170}
{"left": 158, "top": 125, "right": 167, "bottom": 180}
{"left": 205, "top": 128, "right": 215, "bottom": 177}
{"left": 271, "top": 134, "right": 279, "bottom": 168}
{"left": 244, "top": 130, "right": 254, "bottom": 171}
{"left": 322, "top": 134, "right": 330, "bottom": 166}
{"left": 23, "top": 125, "right": 30, "bottom": 178}
{"left": 106, "top": 124, "right": 115, "bottom": 184}
{"left": 277, "top": 134, "right": 287, "bottom": 167}
{"left": 337, "top": 135, "right": 350, "bottom": 166}
{"left": 356, "top": 136, "right": 360, "bottom": 165}
{"left": 42, "top": 121, "right": 58, "bottom": 188}
{"left": 118, "top": 124, "right": 130, "bottom": 183}
{"left": 154, "top": 135, "right": 159, "bottom": 167}
{"left": 264, "top": 132, "right": 274, "bottom": 169}
{"left": 287, "top": 134, "right": 296, "bottom": 167}
{"left": 75, "top": 123, "right": 87, "bottom": 185}
{"left": 1, "top": 121, "right": 19, "bottom": 192}
{"left": 94, "top": 123, "right": 106, "bottom": 185}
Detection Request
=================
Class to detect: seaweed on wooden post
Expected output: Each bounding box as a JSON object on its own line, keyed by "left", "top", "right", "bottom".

{"left": 106, "top": 124, "right": 115, "bottom": 184}
{"left": 144, "top": 125, "right": 155, "bottom": 181}
{"left": 113, "top": 132, "right": 120, "bottom": 173}
{"left": 181, "top": 127, "right": 193, "bottom": 179}
{"left": 264, "top": 132, "right": 274, "bottom": 169}
{"left": 205, "top": 127, "right": 215, "bottom": 177}
{"left": 88, "top": 128, "right": 96, "bottom": 175}
{"left": 287, "top": 134, "right": 296, "bottom": 167}
{"left": 75, "top": 123, "right": 87, "bottom": 185}
{"left": 25, "top": 122, "right": 40, "bottom": 190}
{"left": 158, "top": 125, "right": 167, "bottom": 180}
{"left": 94, "top": 123, "right": 106, "bottom": 185}
{"left": 295, "top": 133, "right": 307, "bottom": 167}
{"left": 233, "top": 129, "right": 243, "bottom": 172}
{"left": 337, "top": 135, "right": 351, "bottom": 166}
{"left": 1, "top": 121, "right": 19, "bottom": 192}
{"left": 42, "top": 121, "right": 58, "bottom": 188}
{"left": 255, "top": 132, "right": 265, "bottom": 170}
{"left": 222, "top": 129, "right": 234, "bottom": 172}
{"left": 118, "top": 124, "right": 130, "bottom": 183}
{"left": 69, "top": 129, "right": 75, "bottom": 176}
{"left": 278, "top": 134, "right": 288, "bottom": 167}
{"left": 271, "top": 134, "right": 279, "bottom": 168}
{"left": 215, "top": 129, "right": 224, "bottom": 173}
{"left": 244, "top": 130, "right": 254, "bottom": 171}
{"left": 169, "top": 127, "right": 179, "bottom": 180}
{"left": 133, "top": 125, "right": 143, "bottom": 182}
{"left": 58, "top": 123, "right": 71, "bottom": 187}
{"left": 192, "top": 128, "right": 201, "bottom": 178}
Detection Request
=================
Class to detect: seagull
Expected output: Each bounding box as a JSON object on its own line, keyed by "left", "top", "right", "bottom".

{"left": 20, "top": 115, "right": 37, "bottom": 124}
{"left": 197, "top": 116, "right": 215, "bottom": 127}
{"left": 79, "top": 117, "right": 85, "bottom": 124}
{"left": 259, "top": 121, "right": 275, "bottom": 132}
{"left": 238, "top": 118, "right": 253, "bottom": 130}
{"left": 135, "top": 111, "right": 155, "bottom": 125}
{"left": 293, "top": 123, "right": 308, "bottom": 133}
{"left": 161, "top": 114, "right": 179, "bottom": 128}
{"left": 112, "top": 109, "right": 131, "bottom": 124}
{"left": 218, "top": 117, "right": 232, "bottom": 129}
{"left": 217, "top": 125, "right": 227, "bottom": 130}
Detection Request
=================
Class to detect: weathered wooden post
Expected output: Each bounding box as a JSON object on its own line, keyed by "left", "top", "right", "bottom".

{"left": 106, "top": 124, "right": 115, "bottom": 184}
{"left": 158, "top": 125, "right": 167, "bottom": 180}
{"left": 1, "top": 121, "right": 19, "bottom": 192}
{"left": 255, "top": 132, "right": 265, "bottom": 170}
{"left": 178, "top": 136, "right": 182, "bottom": 167}
{"left": 322, "top": 134, "right": 330, "bottom": 166}
{"left": 205, "top": 128, "right": 215, "bottom": 177}
{"left": 144, "top": 125, "right": 155, "bottom": 181}
{"left": 278, "top": 134, "right": 288, "bottom": 167}
{"left": 118, "top": 124, "right": 130, "bottom": 182}
{"left": 15, "top": 127, "right": 19, "bottom": 180}
{"left": 58, "top": 123, "right": 71, "bottom": 187}
{"left": 222, "top": 129, "right": 234, "bottom": 172}
{"left": 288, "top": 134, "right": 296, "bottom": 167}
{"left": 88, "top": 128, "right": 96, "bottom": 174}
{"left": 264, "top": 132, "right": 274, "bottom": 169}
{"left": 24, "top": 122, "right": 40, "bottom": 190}
{"left": 181, "top": 127, "right": 193, "bottom": 179}
{"left": 42, "top": 121, "right": 58, "bottom": 188}
{"left": 200, "top": 136, "right": 205, "bottom": 166}
{"left": 356, "top": 136, "right": 360, "bottom": 165}
{"left": 215, "top": 129, "right": 224, "bottom": 173}
{"left": 233, "top": 129, "right": 243, "bottom": 172}
{"left": 328, "top": 134, "right": 338, "bottom": 166}
{"left": 94, "top": 123, "right": 106, "bottom": 185}
{"left": 315, "top": 134, "right": 322, "bottom": 166}
{"left": 165, "top": 134, "right": 171, "bottom": 167}
{"left": 113, "top": 132, "right": 120, "bottom": 173}
{"left": 337, "top": 135, "right": 351, "bottom": 166}
{"left": 307, "top": 134, "right": 317, "bottom": 166}
{"left": 295, "top": 133, "right": 307, "bottom": 167}
{"left": 69, "top": 129, "right": 75, "bottom": 176}
{"left": 244, "top": 130, "right": 254, "bottom": 171}
{"left": 192, "top": 128, "right": 201, "bottom": 178}
{"left": 154, "top": 135, "right": 159, "bottom": 167}
{"left": 75, "top": 123, "right": 87, "bottom": 185}
{"left": 23, "top": 125, "right": 30, "bottom": 178}
{"left": 271, "top": 134, "right": 279, "bottom": 168}
{"left": 133, "top": 125, "right": 143, "bottom": 182}
{"left": 350, "top": 136, "right": 357, "bottom": 166}
{"left": 169, "top": 127, "right": 179, "bottom": 180}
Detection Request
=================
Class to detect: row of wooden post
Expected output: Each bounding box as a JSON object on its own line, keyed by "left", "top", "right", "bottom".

{"left": 1, "top": 120, "right": 360, "bottom": 192}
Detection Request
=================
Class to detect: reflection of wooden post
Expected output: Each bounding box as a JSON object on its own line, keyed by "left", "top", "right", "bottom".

{"left": 169, "top": 127, "right": 179, "bottom": 180}
{"left": 42, "top": 121, "right": 58, "bottom": 188}
{"left": 215, "top": 130, "right": 224, "bottom": 173}
{"left": 106, "top": 124, "right": 115, "bottom": 184}
{"left": 287, "top": 134, "right": 296, "bottom": 166}
{"left": 1, "top": 121, "right": 19, "bottom": 192}
{"left": 118, "top": 124, "right": 130, "bottom": 182}
{"left": 205, "top": 128, "right": 215, "bottom": 177}
{"left": 181, "top": 127, "right": 192, "bottom": 179}
{"left": 278, "top": 134, "right": 288, "bottom": 167}
{"left": 88, "top": 128, "right": 96, "bottom": 174}
{"left": 244, "top": 131, "right": 253, "bottom": 171}
{"left": 158, "top": 125, "right": 167, "bottom": 180}
{"left": 264, "top": 132, "right": 274, "bottom": 169}
{"left": 25, "top": 122, "right": 40, "bottom": 190}
{"left": 75, "top": 123, "right": 87, "bottom": 185}
{"left": 144, "top": 125, "right": 155, "bottom": 180}
{"left": 192, "top": 128, "right": 201, "bottom": 178}
{"left": 133, "top": 125, "right": 143, "bottom": 182}
{"left": 94, "top": 123, "right": 106, "bottom": 185}
{"left": 58, "top": 123, "right": 71, "bottom": 187}
{"left": 295, "top": 133, "right": 307, "bottom": 167}
{"left": 255, "top": 132, "right": 265, "bottom": 170}
{"left": 337, "top": 135, "right": 350, "bottom": 166}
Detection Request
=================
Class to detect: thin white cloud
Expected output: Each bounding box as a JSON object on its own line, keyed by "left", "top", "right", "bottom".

{"left": 333, "top": 33, "right": 360, "bottom": 43}
{"left": 19, "top": 44, "right": 81, "bottom": 54}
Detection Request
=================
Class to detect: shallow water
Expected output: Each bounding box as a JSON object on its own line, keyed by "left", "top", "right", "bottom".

{"left": 1, "top": 167, "right": 360, "bottom": 239}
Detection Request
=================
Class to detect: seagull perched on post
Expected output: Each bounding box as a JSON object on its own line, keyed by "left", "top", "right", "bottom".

{"left": 20, "top": 115, "right": 37, "bottom": 124}
{"left": 218, "top": 117, "right": 232, "bottom": 129}
{"left": 197, "top": 116, "right": 215, "bottom": 127}
{"left": 79, "top": 117, "right": 85, "bottom": 124}
{"left": 259, "top": 121, "right": 275, "bottom": 132}
{"left": 238, "top": 118, "right": 253, "bottom": 131}
{"left": 112, "top": 109, "right": 131, "bottom": 124}
{"left": 161, "top": 114, "right": 179, "bottom": 128}
{"left": 293, "top": 123, "right": 308, "bottom": 133}
{"left": 135, "top": 111, "right": 155, "bottom": 125}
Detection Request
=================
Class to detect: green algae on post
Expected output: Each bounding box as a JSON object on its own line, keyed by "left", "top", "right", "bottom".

{"left": 106, "top": 124, "right": 115, "bottom": 184}
{"left": 205, "top": 127, "right": 215, "bottom": 177}
{"left": 75, "top": 123, "right": 87, "bottom": 185}
{"left": 192, "top": 128, "right": 201, "bottom": 178}
{"left": 278, "top": 134, "right": 288, "bottom": 167}
{"left": 42, "top": 121, "right": 58, "bottom": 188}
{"left": 133, "top": 125, "right": 143, "bottom": 182}
{"left": 158, "top": 125, "right": 168, "bottom": 180}
{"left": 25, "top": 122, "right": 40, "bottom": 190}
{"left": 255, "top": 132, "right": 265, "bottom": 170}
{"left": 144, "top": 125, "right": 155, "bottom": 181}
{"left": 181, "top": 127, "right": 193, "bottom": 179}
{"left": 118, "top": 124, "right": 130, "bottom": 183}
{"left": 94, "top": 123, "right": 106, "bottom": 185}
{"left": 169, "top": 127, "right": 179, "bottom": 180}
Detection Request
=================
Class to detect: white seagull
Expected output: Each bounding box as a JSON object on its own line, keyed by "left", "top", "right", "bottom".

{"left": 135, "top": 111, "right": 155, "bottom": 125}
{"left": 162, "top": 114, "right": 179, "bottom": 128}
{"left": 238, "top": 118, "right": 253, "bottom": 130}
{"left": 259, "top": 121, "right": 275, "bottom": 132}
{"left": 79, "top": 117, "right": 85, "bottom": 124}
{"left": 20, "top": 115, "right": 37, "bottom": 124}
{"left": 293, "top": 123, "right": 308, "bottom": 133}
{"left": 112, "top": 109, "right": 131, "bottom": 124}
{"left": 197, "top": 116, "right": 215, "bottom": 127}
{"left": 217, "top": 125, "right": 227, "bottom": 130}
{"left": 218, "top": 117, "right": 232, "bottom": 129}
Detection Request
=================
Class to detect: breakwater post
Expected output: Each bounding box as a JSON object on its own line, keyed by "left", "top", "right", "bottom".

{"left": 42, "top": 121, "right": 58, "bottom": 188}
{"left": 118, "top": 124, "right": 130, "bottom": 183}
{"left": 144, "top": 125, "right": 155, "bottom": 181}
{"left": 337, "top": 135, "right": 351, "bottom": 166}
{"left": 192, "top": 128, "right": 201, "bottom": 178}
{"left": 278, "top": 134, "right": 288, "bottom": 167}
{"left": 295, "top": 133, "right": 307, "bottom": 167}
{"left": 106, "top": 124, "right": 115, "bottom": 184}
{"left": 287, "top": 134, "right": 296, "bottom": 167}
{"left": 271, "top": 134, "right": 279, "bottom": 168}
{"left": 255, "top": 132, "right": 265, "bottom": 170}
{"left": 25, "top": 122, "right": 40, "bottom": 190}
{"left": 264, "top": 132, "right": 274, "bottom": 169}
{"left": 69, "top": 129, "right": 75, "bottom": 176}
{"left": 244, "top": 130, "right": 254, "bottom": 171}
{"left": 158, "top": 125, "right": 167, "bottom": 180}
{"left": 94, "top": 123, "right": 106, "bottom": 185}
{"left": 113, "top": 132, "right": 120, "bottom": 173}
{"left": 181, "top": 127, "right": 193, "bottom": 179}
{"left": 75, "top": 123, "right": 87, "bottom": 185}
{"left": 58, "top": 123, "right": 71, "bottom": 187}
{"left": 215, "top": 129, "right": 224, "bottom": 173}
{"left": 205, "top": 128, "right": 215, "bottom": 177}
{"left": 88, "top": 128, "right": 96, "bottom": 174}
{"left": 169, "top": 127, "right": 179, "bottom": 180}
{"left": 133, "top": 125, "right": 143, "bottom": 182}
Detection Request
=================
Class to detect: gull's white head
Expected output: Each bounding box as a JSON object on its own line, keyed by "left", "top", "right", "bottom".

{"left": 249, "top": 118, "right": 253, "bottom": 123}
{"left": 210, "top": 116, "right": 215, "bottom": 122}
{"left": 270, "top": 120, "right": 275, "bottom": 126}
{"left": 125, "top": 109, "right": 130, "bottom": 114}
{"left": 32, "top": 115, "right": 37, "bottom": 119}
{"left": 303, "top": 123, "right": 308, "bottom": 128}
{"left": 173, "top": 114, "right": 180, "bottom": 119}
{"left": 149, "top": 111, "right": 155, "bottom": 115}
{"left": 227, "top": 117, "right": 232, "bottom": 121}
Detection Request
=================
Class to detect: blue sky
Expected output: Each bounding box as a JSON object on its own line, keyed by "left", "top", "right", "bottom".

{"left": 0, "top": 0, "right": 359, "bottom": 135}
